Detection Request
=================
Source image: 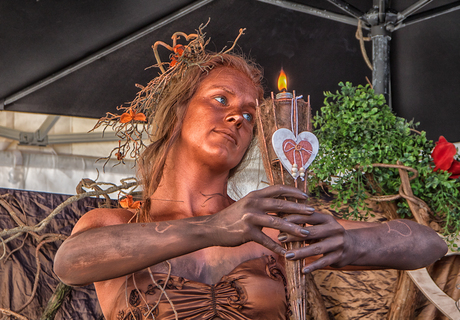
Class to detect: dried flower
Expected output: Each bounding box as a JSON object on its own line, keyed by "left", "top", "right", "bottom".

{"left": 432, "top": 136, "right": 460, "bottom": 179}
{"left": 120, "top": 108, "right": 147, "bottom": 124}
{"left": 170, "top": 44, "right": 185, "bottom": 67}
{"left": 119, "top": 195, "right": 142, "bottom": 209}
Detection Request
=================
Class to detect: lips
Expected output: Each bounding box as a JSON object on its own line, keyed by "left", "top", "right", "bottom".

{"left": 214, "top": 129, "right": 237, "bottom": 145}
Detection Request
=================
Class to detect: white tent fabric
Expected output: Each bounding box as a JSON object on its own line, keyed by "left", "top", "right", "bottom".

{"left": 0, "top": 149, "right": 267, "bottom": 199}
{"left": 0, "top": 150, "right": 136, "bottom": 198}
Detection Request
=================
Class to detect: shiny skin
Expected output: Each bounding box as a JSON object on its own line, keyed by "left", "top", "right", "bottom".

{"left": 54, "top": 67, "right": 447, "bottom": 320}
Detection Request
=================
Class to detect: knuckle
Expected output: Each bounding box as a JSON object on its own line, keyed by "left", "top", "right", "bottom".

{"left": 274, "top": 199, "right": 285, "bottom": 211}
{"left": 241, "top": 212, "right": 254, "bottom": 222}
{"left": 315, "top": 258, "right": 327, "bottom": 269}
{"left": 276, "top": 185, "right": 290, "bottom": 195}
{"left": 247, "top": 197, "right": 258, "bottom": 208}
{"left": 266, "top": 215, "right": 278, "bottom": 226}
{"left": 277, "top": 184, "right": 287, "bottom": 191}
{"left": 313, "top": 245, "right": 322, "bottom": 255}
{"left": 246, "top": 198, "right": 263, "bottom": 212}
{"left": 336, "top": 226, "right": 346, "bottom": 235}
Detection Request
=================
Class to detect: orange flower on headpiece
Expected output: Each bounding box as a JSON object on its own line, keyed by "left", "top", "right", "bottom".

{"left": 120, "top": 108, "right": 147, "bottom": 123}
{"left": 170, "top": 44, "right": 185, "bottom": 67}
{"left": 432, "top": 136, "right": 460, "bottom": 179}
{"left": 119, "top": 195, "right": 142, "bottom": 209}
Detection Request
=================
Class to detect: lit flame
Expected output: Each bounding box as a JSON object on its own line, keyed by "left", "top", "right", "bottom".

{"left": 277, "top": 68, "right": 288, "bottom": 92}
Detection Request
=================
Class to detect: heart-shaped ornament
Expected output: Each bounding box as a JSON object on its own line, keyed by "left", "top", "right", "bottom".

{"left": 272, "top": 128, "right": 319, "bottom": 179}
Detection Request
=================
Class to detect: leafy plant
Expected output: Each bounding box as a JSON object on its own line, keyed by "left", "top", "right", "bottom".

{"left": 309, "top": 82, "right": 460, "bottom": 247}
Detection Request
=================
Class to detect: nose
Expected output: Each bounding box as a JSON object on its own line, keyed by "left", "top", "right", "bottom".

{"left": 225, "top": 112, "right": 244, "bottom": 129}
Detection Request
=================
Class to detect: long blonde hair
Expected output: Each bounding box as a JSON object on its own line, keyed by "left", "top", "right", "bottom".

{"left": 137, "top": 53, "right": 264, "bottom": 221}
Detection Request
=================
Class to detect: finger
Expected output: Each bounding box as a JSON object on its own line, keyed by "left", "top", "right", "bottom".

{"left": 286, "top": 237, "right": 343, "bottom": 261}
{"left": 249, "top": 214, "right": 310, "bottom": 238}
{"left": 302, "top": 250, "right": 343, "bottom": 273}
{"left": 252, "top": 232, "right": 287, "bottom": 256}
{"left": 249, "top": 185, "right": 309, "bottom": 200}
{"left": 256, "top": 198, "right": 314, "bottom": 214}
{"left": 283, "top": 212, "right": 345, "bottom": 240}
{"left": 283, "top": 214, "right": 316, "bottom": 224}
{"left": 277, "top": 232, "right": 309, "bottom": 243}
{"left": 287, "top": 211, "right": 334, "bottom": 225}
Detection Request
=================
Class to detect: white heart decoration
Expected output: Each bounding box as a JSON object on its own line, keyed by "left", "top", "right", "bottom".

{"left": 272, "top": 128, "right": 319, "bottom": 179}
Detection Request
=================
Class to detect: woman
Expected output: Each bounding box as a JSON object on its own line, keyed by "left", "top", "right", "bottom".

{"left": 54, "top": 50, "right": 447, "bottom": 319}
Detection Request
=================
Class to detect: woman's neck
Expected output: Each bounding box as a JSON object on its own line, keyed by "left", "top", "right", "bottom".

{"left": 147, "top": 152, "right": 234, "bottom": 221}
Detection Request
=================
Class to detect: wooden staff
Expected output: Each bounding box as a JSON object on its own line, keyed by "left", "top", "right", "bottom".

{"left": 257, "top": 95, "right": 328, "bottom": 320}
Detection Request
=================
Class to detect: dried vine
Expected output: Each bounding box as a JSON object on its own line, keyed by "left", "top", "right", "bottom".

{"left": 0, "top": 179, "right": 138, "bottom": 246}
{"left": 0, "top": 178, "right": 139, "bottom": 320}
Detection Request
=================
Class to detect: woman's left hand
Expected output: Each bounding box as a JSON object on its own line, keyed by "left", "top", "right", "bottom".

{"left": 278, "top": 212, "right": 362, "bottom": 273}
{"left": 278, "top": 212, "right": 448, "bottom": 273}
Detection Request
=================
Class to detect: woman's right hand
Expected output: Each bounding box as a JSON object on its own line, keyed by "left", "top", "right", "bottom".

{"left": 55, "top": 185, "right": 314, "bottom": 285}
{"left": 206, "top": 185, "right": 315, "bottom": 255}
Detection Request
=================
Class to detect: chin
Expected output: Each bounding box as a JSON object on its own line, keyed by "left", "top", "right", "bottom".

{"left": 201, "top": 144, "right": 246, "bottom": 172}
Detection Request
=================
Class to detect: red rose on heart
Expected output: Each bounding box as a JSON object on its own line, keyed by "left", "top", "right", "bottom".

{"left": 432, "top": 136, "right": 460, "bottom": 179}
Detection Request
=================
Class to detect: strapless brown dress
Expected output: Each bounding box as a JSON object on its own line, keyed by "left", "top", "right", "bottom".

{"left": 116, "top": 255, "right": 290, "bottom": 320}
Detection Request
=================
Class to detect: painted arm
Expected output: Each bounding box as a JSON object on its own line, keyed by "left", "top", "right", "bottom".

{"left": 54, "top": 185, "right": 313, "bottom": 286}
{"left": 279, "top": 212, "right": 448, "bottom": 273}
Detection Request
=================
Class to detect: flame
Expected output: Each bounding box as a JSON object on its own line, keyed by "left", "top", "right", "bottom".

{"left": 277, "top": 68, "right": 288, "bottom": 92}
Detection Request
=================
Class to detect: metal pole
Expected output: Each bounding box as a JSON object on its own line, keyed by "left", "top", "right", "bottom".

{"left": 257, "top": 0, "right": 362, "bottom": 27}
{"left": 325, "top": 0, "right": 365, "bottom": 20}
{"left": 369, "top": 0, "right": 392, "bottom": 105}
{"left": 36, "top": 115, "right": 60, "bottom": 141}
{"left": 390, "top": 1, "right": 460, "bottom": 31}
{"left": 371, "top": 25, "right": 391, "bottom": 101}
{"left": 397, "top": 0, "right": 433, "bottom": 23}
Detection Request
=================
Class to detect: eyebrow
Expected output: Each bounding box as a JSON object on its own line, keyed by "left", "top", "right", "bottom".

{"left": 209, "top": 85, "right": 236, "bottom": 96}
{"left": 246, "top": 102, "right": 257, "bottom": 111}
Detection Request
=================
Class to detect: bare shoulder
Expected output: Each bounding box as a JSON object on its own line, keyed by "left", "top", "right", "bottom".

{"left": 71, "top": 207, "right": 136, "bottom": 236}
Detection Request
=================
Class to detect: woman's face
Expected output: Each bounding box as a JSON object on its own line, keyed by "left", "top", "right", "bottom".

{"left": 176, "top": 67, "right": 259, "bottom": 172}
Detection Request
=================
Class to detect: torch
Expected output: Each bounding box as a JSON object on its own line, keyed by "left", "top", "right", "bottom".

{"left": 256, "top": 70, "right": 327, "bottom": 320}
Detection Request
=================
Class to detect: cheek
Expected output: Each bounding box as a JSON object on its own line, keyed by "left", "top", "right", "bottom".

{"left": 242, "top": 125, "right": 254, "bottom": 144}
{"left": 239, "top": 131, "right": 253, "bottom": 154}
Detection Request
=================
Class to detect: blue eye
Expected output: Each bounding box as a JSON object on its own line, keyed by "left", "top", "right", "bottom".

{"left": 243, "top": 113, "right": 253, "bottom": 122}
{"left": 214, "top": 96, "right": 227, "bottom": 105}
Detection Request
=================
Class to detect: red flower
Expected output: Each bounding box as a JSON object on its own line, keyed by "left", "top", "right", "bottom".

{"left": 432, "top": 136, "right": 460, "bottom": 179}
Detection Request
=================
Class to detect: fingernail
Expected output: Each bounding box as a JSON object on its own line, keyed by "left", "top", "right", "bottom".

{"left": 300, "top": 228, "right": 310, "bottom": 236}
{"left": 303, "top": 267, "right": 311, "bottom": 273}
{"left": 280, "top": 249, "right": 286, "bottom": 255}
{"left": 302, "top": 192, "right": 309, "bottom": 198}
{"left": 278, "top": 234, "right": 287, "bottom": 241}
{"left": 285, "top": 252, "right": 295, "bottom": 260}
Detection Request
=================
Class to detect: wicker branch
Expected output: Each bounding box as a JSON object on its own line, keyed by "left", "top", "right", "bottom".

{"left": 0, "top": 179, "right": 138, "bottom": 248}
{"left": 0, "top": 308, "right": 29, "bottom": 320}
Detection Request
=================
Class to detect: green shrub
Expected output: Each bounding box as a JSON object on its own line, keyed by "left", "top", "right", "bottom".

{"left": 309, "top": 82, "right": 460, "bottom": 248}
